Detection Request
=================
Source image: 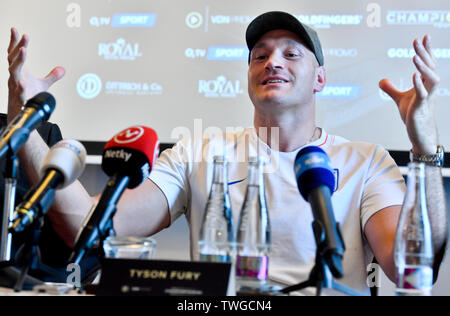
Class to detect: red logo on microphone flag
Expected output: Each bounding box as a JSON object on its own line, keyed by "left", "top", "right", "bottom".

{"left": 114, "top": 126, "right": 145, "bottom": 144}
{"left": 105, "top": 125, "right": 159, "bottom": 168}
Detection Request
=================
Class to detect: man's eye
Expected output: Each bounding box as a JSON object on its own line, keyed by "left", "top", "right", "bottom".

{"left": 286, "top": 53, "right": 299, "bottom": 57}
{"left": 255, "top": 55, "right": 266, "bottom": 60}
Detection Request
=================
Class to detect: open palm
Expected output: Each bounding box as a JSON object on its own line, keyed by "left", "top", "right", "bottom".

{"left": 7, "top": 28, "right": 65, "bottom": 118}
{"left": 379, "top": 35, "right": 439, "bottom": 155}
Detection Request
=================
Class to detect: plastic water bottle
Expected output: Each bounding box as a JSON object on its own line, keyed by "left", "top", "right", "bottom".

{"left": 235, "top": 157, "right": 271, "bottom": 293}
{"left": 198, "top": 155, "right": 234, "bottom": 263}
{"left": 394, "top": 162, "right": 433, "bottom": 296}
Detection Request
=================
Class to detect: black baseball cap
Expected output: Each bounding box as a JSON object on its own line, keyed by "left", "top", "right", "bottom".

{"left": 246, "top": 11, "right": 324, "bottom": 66}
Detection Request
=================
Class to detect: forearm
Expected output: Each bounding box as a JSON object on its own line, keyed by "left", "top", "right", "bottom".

{"left": 17, "top": 130, "right": 95, "bottom": 247}
{"left": 113, "top": 179, "right": 171, "bottom": 238}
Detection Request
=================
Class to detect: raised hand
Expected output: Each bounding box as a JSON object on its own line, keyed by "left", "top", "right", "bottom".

{"left": 7, "top": 28, "right": 65, "bottom": 120}
{"left": 379, "top": 35, "right": 439, "bottom": 155}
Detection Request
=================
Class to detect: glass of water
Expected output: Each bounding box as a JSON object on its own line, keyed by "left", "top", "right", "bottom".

{"left": 103, "top": 236, "right": 156, "bottom": 260}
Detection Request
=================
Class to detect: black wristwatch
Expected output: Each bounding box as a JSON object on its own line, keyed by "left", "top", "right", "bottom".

{"left": 410, "top": 145, "right": 445, "bottom": 167}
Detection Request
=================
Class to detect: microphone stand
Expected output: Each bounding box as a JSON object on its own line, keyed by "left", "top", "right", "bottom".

{"left": 0, "top": 152, "right": 18, "bottom": 263}
{"left": 81, "top": 218, "right": 114, "bottom": 287}
{"left": 0, "top": 127, "right": 34, "bottom": 264}
{"left": 0, "top": 129, "right": 49, "bottom": 290}
{"left": 280, "top": 220, "right": 362, "bottom": 296}
{"left": 12, "top": 189, "right": 64, "bottom": 292}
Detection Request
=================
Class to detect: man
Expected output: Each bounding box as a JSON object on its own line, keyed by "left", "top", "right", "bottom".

{"left": 7, "top": 11, "right": 447, "bottom": 295}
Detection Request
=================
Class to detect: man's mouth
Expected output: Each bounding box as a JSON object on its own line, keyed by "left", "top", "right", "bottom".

{"left": 262, "top": 77, "right": 289, "bottom": 85}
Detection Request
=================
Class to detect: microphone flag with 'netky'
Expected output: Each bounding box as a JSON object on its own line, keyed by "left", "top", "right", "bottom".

{"left": 10, "top": 139, "right": 87, "bottom": 233}
{"left": 0, "top": 92, "right": 55, "bottom": 159}
{"left": 69, "top": 125, "right": 159, "bottom": 265}
{"left": 294, "top": 146, "right": 345, "bottom": 278}
{"left": 102, "top": 125, "right": 159, "bottom": 188}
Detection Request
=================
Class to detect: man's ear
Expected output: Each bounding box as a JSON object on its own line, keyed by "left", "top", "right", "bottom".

{"left": 313, "top": 66, "right": 326, "bottom": 93}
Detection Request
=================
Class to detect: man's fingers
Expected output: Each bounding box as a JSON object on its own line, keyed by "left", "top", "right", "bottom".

{"left": 413, "top": 73, "right": 428, "bottom": 101}
{"left": 7, "top": 28, "right": 20, "bottom": 54}
{"left": 44, "top": 66, "right": 66, "bottom": 86}
{"left": 7, "top": 33, "right": 28, "bottom": 65}
{"left": 379, "top": 79, "right": 402, "bottom": 104}
{"left": 414, "top": 37, "right": 436, "bottom": 70}
{"left": 413, "top": 55, "right": 440, "bottom": 93}
{"left": 8, "top": 47, "right": 26, "bottom": 79}
{"left": 423, "top": 35, "right": 436, "bottom": 65}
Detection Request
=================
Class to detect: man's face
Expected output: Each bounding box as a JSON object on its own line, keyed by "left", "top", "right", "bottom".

{"left": 248, "top": 29, "right": 324, "bottom": 111}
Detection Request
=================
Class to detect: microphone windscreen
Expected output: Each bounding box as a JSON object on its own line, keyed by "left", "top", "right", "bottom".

{"left": 294, "top": 146, "right": 335, "bottom": 200}
{"left": 102, "top": 126, "right": 159, "bottom": 189}
{"left": 26, "top": 92, "right": 56, "bottom": 120}
{"left": 40, "top": 139, "right": 87, "bottom": 188}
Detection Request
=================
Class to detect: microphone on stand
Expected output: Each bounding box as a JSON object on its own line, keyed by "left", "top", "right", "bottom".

{"left": 9, "top": 139, "right": 87, "bottom": 233}
{"left": 0, "top": 92, "right": 55, "bottom": 159}
{"left": 68, "top": 125, "right": 159, "bottom": 265}
{"left": 1, "top": 92, "right": 56, "bottom": 263}
{"left": 294, "top": 146, "right": 345, "bottom": 278}
{"left": 281, "top": 146, "right": 363, "bottom": 296}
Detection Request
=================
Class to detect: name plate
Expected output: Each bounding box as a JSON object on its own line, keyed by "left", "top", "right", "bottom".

{"left": 97, "top": 258, "right": 232, "bottom": 296}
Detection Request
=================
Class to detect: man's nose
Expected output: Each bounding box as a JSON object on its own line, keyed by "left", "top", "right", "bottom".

{"left": 265, "top": 53, "right": 283, "bottom": 71}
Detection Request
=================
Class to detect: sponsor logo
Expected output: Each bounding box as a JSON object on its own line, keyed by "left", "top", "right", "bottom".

{"left": 89, "top": 16, "right": 111, "bottom": 27}
{"left": 98, "top": 38, "right": 143, "bottom": 61}
{"left": 295, "top": 14, "right": 363, "bottom": 28}
{"left": 114, "top": 126, "right": 145, "bottom": 144}
{"left": 104, "top": 149, "right": 132, "bottom": 162}
{"left": 204, "top": 13, "right": 361, "bottom": 28}
{"left": 57, "top": 141, "right": 82, "bottom": 155}
{"left": 77, "top": 74, "right": 163, "bottom": 99}
{"left": 112, "top": 13, "right": 157, "bottom": 27}
{"left": 324, "top": 48, "right": 358, "bottom": 58}
{"left": 186, "top": 12, "right": 203, "bottom": 28}
{"left": 77, "top": 73, "right": 102, "bottom": 99}
{"left": 207, "top": 46, "right": 248, "bottom": 60}
{"left": 105, "top": 81, "right": 163, "bottom": 96}
{"left": 185, "top": 47, "right": 249, "bottom": 60}
{"left": 90, "top": 14, "right": 157, "bottom": 28}
{"left": 198, "top": 76, "right": 244, "bottom": 98}
{"left": 387, "top": 11, "right": 450, "bottom": 28}
{"left": 210, "top": 15, "right": 253, "bottom": 25}
{"left": 317, "top": 85, "right": 360, "bottom": 99}
{"left": 185, "top": 48, "right": 207, "bottom": 59}
{"left": 387, "top": 48, "right": 450, "bottom": 59}
{"left": 228, "top": 178, "right": 246, "bottom": 186}
{"left": 304, "top": 155, "right": 327, "bottom": 166}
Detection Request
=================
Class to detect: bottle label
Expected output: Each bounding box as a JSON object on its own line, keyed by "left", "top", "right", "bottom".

{"left": 199, "top": 254, "right": 230, "bottom": 263}
{"left": 236, "top": 255, "right": 268, "bottom": 280}
{"left": 396, "top": 266, "right": 433, "bottom": 290}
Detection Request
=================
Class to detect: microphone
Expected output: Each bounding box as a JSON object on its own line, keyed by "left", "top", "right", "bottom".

{"left": 10, "top": 139, "right": 87, "bottom": 233}
{"left": 0, "top": 92, "right": 55, "bottom": 159}
{"left": 294, "top": 146, "right": 345, "bottom": 278}
{"left": 68, "top": 125, "right": 159, "bottom": 265}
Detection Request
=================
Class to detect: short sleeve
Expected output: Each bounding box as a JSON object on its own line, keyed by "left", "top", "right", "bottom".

{"left": 37, "top": 122, "right": 63, "bottom": 146}
{"left": 149, "top": 140, "right": 192, "bottom": 224}
{"left": 360, "top": 145, "right": 406, "bottom": 230}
